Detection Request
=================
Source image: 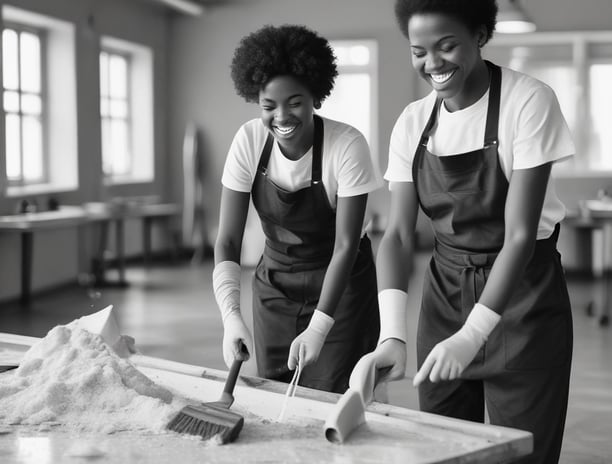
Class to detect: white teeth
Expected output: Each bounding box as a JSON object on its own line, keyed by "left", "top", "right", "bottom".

{"left": 430, "top": 70, "right": 455, "bottom": 83}
{"left": 275, "top": 125, "right": 296, "bottom": 135}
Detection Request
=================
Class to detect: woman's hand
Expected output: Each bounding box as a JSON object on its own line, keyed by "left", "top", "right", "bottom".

{"left": 222, "top": 311, "right": 253, "bottom": 368}
{"left": 287, "top": 310, "right": 334, "bottom": 370}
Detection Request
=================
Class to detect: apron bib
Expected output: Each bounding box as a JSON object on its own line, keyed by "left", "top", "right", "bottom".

{"left": 251, "top": 115, "right": 379, "bottom": 393}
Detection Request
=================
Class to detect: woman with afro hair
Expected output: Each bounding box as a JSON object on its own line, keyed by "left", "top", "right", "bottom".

{"left": 213, "top": 24, "right": 382, "bottom": 394}
{"left": 357, "top": 0, "right": 574, "bottom": 462}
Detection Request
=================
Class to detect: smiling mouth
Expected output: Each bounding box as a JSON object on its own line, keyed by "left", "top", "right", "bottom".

{"left": 273, "top": 124, "right": 298, "bottom": 136}
{"left": 430, "top": 70, "right": 456, "bottom": 84}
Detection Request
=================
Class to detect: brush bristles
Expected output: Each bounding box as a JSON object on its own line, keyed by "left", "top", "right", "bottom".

{"left": 167, "top": 404, "right": 244, "bottom": 443}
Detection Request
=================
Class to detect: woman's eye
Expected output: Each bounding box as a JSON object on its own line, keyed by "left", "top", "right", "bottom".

{"left": 440, "top": 44, "right": 456, "bottom": 53}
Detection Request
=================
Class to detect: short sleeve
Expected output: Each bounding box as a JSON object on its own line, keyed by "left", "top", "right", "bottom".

{"left": 385, "top": 108, "right": 416, "bottom": 183}
{"left": 336, "top": 132, "right": 382, "bottom": 198}
{"left": 512, "top": 85, "right": 575, "bottom": 170}
{"left": 221, "top": 123, "right": 259, "bottom": 192}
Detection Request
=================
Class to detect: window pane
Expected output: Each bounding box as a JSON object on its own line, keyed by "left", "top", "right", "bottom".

{"left": 108, "top": 54, "right": 127, "bottom": 98}
{"left": 110, "top": 99, "right": 128, "bottom": 118}
{"left": 2, "top": 29, "right": 19, "bottom": 90}
{"left": 100, "top": 97, "right": 109, "bottom": 117}
{"left": 110, "top": 120, "right": 130, "bottom": 175}
{"left": 334, "top": 44, "right": 371, "bottom": 67}
{"left": 3, "top": 90, "right": 19, "bottom": 112}
{"left": 21, "top": 93, "right": 42, "bottom": 115}
{"left": 590, "top": 64, "right": 612, "bottom": 170}
{"left": 100, "top": 52, "right": 109, "bottom": 98}
{"left": 22, "top": 116, "right": 43, "bottom": 181}
{"left": 101, "top": 118, "right": 112, "bottom": 175}
{"left": 5, "top": 114, "right": 21, "bottom": 180}
{"left": 20, "top": 32, "right": 41, "bottom": 93}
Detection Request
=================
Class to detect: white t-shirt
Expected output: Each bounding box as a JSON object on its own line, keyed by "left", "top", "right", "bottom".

{"left": 386, "top": 65, "right": 575, "bottom": 240}
{"left": 222, "top": 116, "right": 382, "bottom": 209}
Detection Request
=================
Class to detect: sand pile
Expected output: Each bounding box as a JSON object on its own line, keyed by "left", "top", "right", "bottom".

{"left": 0, "top": 321, "right": 185, "bottom": 434}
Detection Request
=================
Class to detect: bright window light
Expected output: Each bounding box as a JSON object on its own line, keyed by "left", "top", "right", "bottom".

{"left": 319, "top": 40, "right": 378, "bottom": 162}
{"left": 2, "top": 25, "right": 45, "bottom": 185}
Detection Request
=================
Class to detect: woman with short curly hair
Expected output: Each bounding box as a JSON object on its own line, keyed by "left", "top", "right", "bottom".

{"left": 359, "top": 0, "right": 574, "bottom": 462}
{"left": 213, "top": 24, "right": 382, "bottom": 394}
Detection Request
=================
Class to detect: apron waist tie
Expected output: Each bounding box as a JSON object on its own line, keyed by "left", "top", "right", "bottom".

{"left": 434, "top": 223, "right": 561, "bottom": 316}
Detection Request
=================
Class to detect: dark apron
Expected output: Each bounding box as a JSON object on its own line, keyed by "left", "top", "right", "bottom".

{"left": 413, "top": 62, "right": 572, "bottom": 463}
{"left": 251, "top": 115, "right": 379, "bottom": 393}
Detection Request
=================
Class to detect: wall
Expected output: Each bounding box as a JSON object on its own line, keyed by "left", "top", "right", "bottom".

{"left": 2, "top": 0, "right": 612, "bottom": 302}
{"left": 0, "top": 0, "right": 170, "bottom": 301}
{"left": 166, "top": 0, "right": 612, "bottom": 258}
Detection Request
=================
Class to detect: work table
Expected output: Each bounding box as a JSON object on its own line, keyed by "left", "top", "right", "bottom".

{"left": 0, "top": 332, "right": 532, "bottom": 464}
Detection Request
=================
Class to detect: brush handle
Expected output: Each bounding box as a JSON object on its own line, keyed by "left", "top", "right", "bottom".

{"left": 224, "top": 358, "right": 243, "bottom": 395}
{"left": 224, "top": 343, "right": 247, "bottom": 395}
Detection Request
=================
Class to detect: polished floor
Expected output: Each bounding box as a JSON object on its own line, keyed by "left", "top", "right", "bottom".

{"left": 0, "top": 252, "right": 611, "bottom": 463}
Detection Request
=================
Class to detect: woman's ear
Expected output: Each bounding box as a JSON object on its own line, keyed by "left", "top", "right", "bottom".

{"left": 314, "top": 100, "right": 322, "bottom": 110}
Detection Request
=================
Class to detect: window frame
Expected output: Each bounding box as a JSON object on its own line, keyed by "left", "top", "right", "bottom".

{"left": 2, "top": 20, "right": 49, "bottom": 187}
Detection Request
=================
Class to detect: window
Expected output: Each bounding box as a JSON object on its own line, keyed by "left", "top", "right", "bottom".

{"left": 484, "top": 31, "right": 612, "bottom": 176}
{"left": 99, "top": 37, "right": 154, "bottom": 185}
{"left": 319, "top": 40, "right": 378, "bottom": 162}
{"left": 3, "top": 24, "right": 45, "bottom": 186}
{"left": 1, "top": 5, "right": 77, "bottom": 197}
{"left": 100, "top": 50, "right": 131, "bottom": 179}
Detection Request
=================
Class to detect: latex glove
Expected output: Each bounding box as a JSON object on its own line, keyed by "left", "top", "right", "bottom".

{"left": 413, "top": 303, "right": 500, "bottom": 386}
{"left": 287, "top": 310, "right": 334, "bottom": 371}
{"left": 222, "top": 310, "right": 253, "bottom": 369}
{"left": 371, "top": 338, "right": 407, "bottom": 383}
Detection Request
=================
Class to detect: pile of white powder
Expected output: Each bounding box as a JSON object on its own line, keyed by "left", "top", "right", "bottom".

{"left": 0, "top": 322, "right": 186, "bottom": 434}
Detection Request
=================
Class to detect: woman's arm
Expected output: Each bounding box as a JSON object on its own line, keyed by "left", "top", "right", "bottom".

{"left": 376, "top": 182, "right": 420, "bottom": 292}
{"left": 213, "top": 187, "right": 252, "bottom": 367}
{"left": 287, "top": 193, "right": 369, "bottom": 370}
{"left": 478, "top": 162, "right": 552, "bottom": 310}
{"left": 369, "top": 181, "right": 420, "bottom": 380}
{"left": 214, "top": 187, "right": 250, "bottom": 264}
{"left": 316, "top": 193, "right": 368, "bottom": 316}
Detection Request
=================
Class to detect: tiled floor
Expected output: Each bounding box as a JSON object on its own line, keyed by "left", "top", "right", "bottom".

{"left": 1, "top": 252, "right": 611, "bottom": 463}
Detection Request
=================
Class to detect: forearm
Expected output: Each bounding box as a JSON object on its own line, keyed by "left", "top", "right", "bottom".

{"left": 376, "top": 230, "right": 415, "bottom": 292}
{"left": 478, "top": 234, "right": 535, "bottom": 313}
{"left": 316, "top": 240, "right": 360, "bottom": 317}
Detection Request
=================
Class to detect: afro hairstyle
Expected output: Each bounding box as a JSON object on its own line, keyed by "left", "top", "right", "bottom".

{"left": 394, "top": 0, "right": 498, "bottom": 46}
{"left": 230, "top": 24, "right": 338, "bottom": 104}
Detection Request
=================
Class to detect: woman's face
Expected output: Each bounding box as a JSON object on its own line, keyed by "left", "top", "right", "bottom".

{"left": 259, "top": 75, "right": 317, "bottom": 159}
{"left": 407, "top": 13, "right": 488, "bottom": 110}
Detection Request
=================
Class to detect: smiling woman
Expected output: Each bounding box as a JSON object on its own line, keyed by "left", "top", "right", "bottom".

{"left": 356, "top": 1, "right": 576, "bottom": 464}
{"left": 212, "top": 24, "right": 383, "bottom": 395}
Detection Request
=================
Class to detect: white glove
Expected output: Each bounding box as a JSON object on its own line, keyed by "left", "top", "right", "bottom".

{"left": 213, "top": 261, "right": 253, "bottom": 368}
{"left": 287, "top": 310, "right": 334, "bottom": 371}
{"left": 222, "top": 310, "right": 253, "bottom": 368}
{"left": 413, "top": 303, "right": 500, "bottom": 386}
{"left": 377, "top": 289, "right": 408, "bottom": 344}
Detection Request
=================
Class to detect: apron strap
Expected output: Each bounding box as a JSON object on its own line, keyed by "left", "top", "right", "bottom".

{"left": 256, "top": 132, "right": 275, "bottom": 176}
{"left": 484, "top": 61, "right": 501, "bottom": 148}
{"left": 311, "top": 115, "right": 324, "bottom": 185}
